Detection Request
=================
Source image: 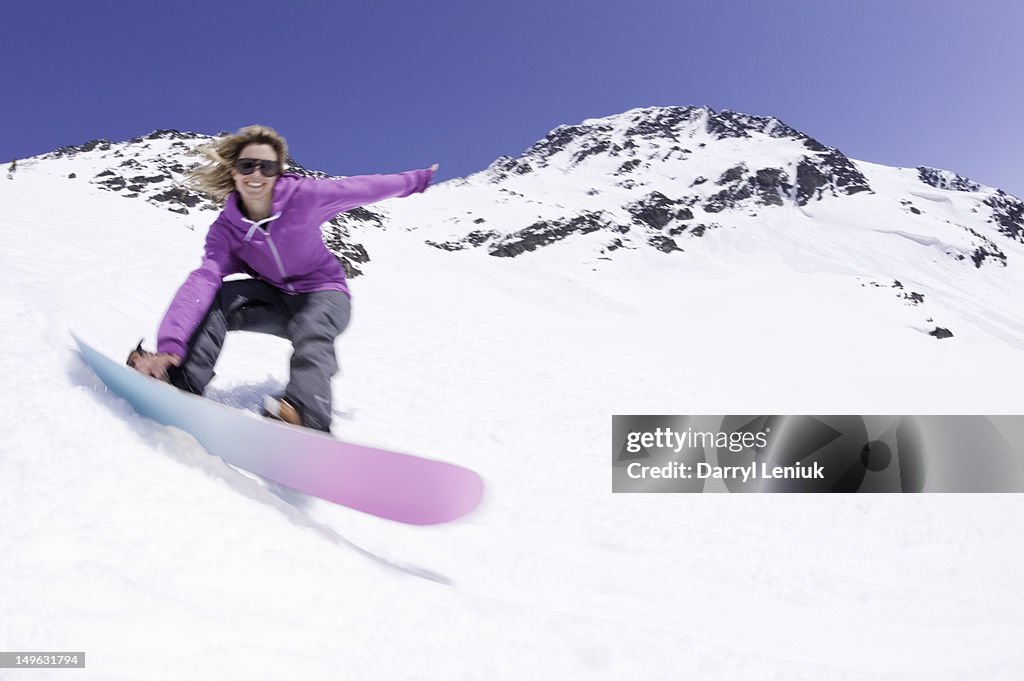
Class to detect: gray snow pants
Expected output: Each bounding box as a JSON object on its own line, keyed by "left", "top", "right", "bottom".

{"left": 168, "top": 279, "right": 351, "bottom": 432}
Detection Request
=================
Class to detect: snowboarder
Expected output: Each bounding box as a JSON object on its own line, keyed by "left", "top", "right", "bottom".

{"left": 129, "top": 124, "right": 437, "bottom": 432}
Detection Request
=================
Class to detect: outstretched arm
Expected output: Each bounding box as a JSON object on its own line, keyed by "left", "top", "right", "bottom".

{"left": 315, "top": 164, "right": 438, "bottom": 216}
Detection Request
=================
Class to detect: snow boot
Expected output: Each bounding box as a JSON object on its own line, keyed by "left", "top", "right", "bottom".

{"left": 262, "top": 396, "right": 304, "bottom": 427}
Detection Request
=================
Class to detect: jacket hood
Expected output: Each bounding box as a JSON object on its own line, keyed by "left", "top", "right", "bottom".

{"left": 221, "top": 174, "right": 304, "bottom": 228}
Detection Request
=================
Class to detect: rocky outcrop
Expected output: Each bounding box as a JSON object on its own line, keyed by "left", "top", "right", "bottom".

{"left": 985, "top": 191, "right": 1024, "bottom": 242}
{"left": 917, "top": 166, "right": 982, "bottom": 192}
{"left": 488, "top": 212, "right": 624, "bottom": 258}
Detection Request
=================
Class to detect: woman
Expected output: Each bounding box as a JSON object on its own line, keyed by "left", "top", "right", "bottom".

{"left": 129, "top": 124, "right": 437, "bottom": 432}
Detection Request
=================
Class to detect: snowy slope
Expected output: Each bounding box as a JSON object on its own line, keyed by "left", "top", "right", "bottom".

{"left": 2, "top": 108, "right": 1024, "bottom": 680}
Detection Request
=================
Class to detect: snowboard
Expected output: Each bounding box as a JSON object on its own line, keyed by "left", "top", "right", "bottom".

{"left": 72, "top": 333, "right": 483, "bottom": 525}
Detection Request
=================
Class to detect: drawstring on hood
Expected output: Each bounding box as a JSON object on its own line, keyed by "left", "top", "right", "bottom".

{"left": 242, "top": 213, "right": 283, "bottom": 242}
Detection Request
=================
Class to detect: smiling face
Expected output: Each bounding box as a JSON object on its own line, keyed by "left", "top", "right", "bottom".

{"left": 230, "top": 143, "right": 280, "bottom": 206}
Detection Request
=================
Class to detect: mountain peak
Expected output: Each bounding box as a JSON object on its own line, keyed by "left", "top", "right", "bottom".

{"left": 18, "top": 108, "right": 1024, "bottom": 287}
{"left": 483, "top": 105, "right": 872, "bottom": 207}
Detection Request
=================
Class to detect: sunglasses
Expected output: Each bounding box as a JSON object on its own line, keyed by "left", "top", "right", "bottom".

{"left": 235, "top": 158, "right": 282, "bottom": 177}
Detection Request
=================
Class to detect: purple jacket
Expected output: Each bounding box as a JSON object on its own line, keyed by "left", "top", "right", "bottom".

{"left": 157, "top": 168, "right": 433, "bottom": 357}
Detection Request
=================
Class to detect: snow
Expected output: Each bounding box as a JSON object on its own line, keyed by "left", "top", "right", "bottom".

{"left": 2, "top": 131, "right": 1024, "bottom": 680}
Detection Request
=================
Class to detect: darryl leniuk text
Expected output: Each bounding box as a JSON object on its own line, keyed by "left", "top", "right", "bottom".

{"left": 622, "top": 426, "right": 824, "bottom": 481}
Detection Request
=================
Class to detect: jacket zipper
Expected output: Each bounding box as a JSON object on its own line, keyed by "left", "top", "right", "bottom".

{"left": 265, "top": 235, "right": 295, "bottom": 293}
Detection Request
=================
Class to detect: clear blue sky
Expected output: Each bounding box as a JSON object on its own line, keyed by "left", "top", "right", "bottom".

{"left": 3, "top": 1, "right": 1022, "bottom": 195}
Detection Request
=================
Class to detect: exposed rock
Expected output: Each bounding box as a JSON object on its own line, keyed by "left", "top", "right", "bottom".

{"left": 705, "top": 109, "right": 802, "bottom": 141}
{"left": 959, "top": 226, "right": 1007, "bottom": 268}
{"left": 901, "top": 200, "right": 922, "bottom": 215}
{"left": 970, "top": 244, "right": 1007, "bottom": 268}
{"left": 521, "top": 121, "right": 615, "bottom": 169}
{"left": 426, "top": 229, "right": 501, "bottom": 252}
{"left": 648, "top": 235, "right": 682, "bottom": 253}
{"left": 918, "top": 167, "right": 981, "bottom": 192}
{"left": 150, "top": 186, "right": 203, "bottom": 209}
{"left": 985, "top": 191, "right": 1024, "bottom": 242}
{"left": 342, "top": 207, "right": 385, "bottom": 227}
{"left": 616, "top": 159, "right": 642, "bottom": 175}
{"left": 627, "top": 191, "right": 693, "bottom": 230}
{"left": 717, "top": 164, "right": 747, "bottom": 185}
{"left": 425, "top": 240, "right": 465, "bottom": 252}
{"left": 322, "top": 213, "right": 377, "bottom": 278}
{"left": 704, "top": 183, "right": 752, "bottom": 213}
{"left": 486, "top": 155, "right": 534, "bottom": 182}
{"left": 47, "top": 138, "right": 113, "bottom": 157}
{"left": 753, "top": 168, "right": 790, "bottom": 206}
{"left": 603, "top": 238, "right": 628, "bottom": 253}
{"left": 687, "top": 224, "right": 716, "bottom": 238}
{"left": 572, "top": 139, "right": 612, "bottom": 165}
{"left": 489, "top": 212, "right": 617, "bottom": 257}
{"left": 794, "top": 149, "right": 871, "bottom": 204}
{"left": 625, "top": 106, "right": 701, "bottom": 141}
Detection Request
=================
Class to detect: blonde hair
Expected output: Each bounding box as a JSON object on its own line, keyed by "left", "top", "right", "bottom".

{"left": 183, "top": 125, "right": 289, "bottom": 203}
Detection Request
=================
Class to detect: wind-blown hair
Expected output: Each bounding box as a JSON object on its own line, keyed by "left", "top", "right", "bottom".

{"left": 184, "top": 125, "right": 289, "bottom": 203}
